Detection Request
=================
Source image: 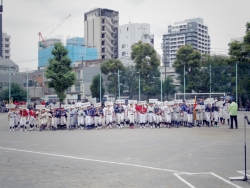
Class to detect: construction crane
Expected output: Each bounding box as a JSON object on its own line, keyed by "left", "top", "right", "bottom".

{"left": 38, "top": 14, "right": 71, "bottom": 48}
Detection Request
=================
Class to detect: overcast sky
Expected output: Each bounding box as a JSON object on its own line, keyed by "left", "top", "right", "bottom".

{"left": 3, "top": 0, "right": 250, "bottom": 70}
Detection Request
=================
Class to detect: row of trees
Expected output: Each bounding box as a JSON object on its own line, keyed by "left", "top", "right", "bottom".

{"left": 90, "top": 41, "right": 176, "bottom": 100}
{"left": 173, "top": 22, "right": 250, "bottom": 106}
{"left": 0, "top": 83, "right": 27, "bottom": 102}
{"left": 43, "top": 22, "right": 249, "bottom": 106}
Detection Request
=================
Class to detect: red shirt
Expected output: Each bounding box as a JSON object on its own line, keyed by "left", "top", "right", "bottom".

{"left": 20, "top": 109, "right": 28, "bottom": 117}
{"left": 29, "top": 110, "right": 35, "bottom": 117}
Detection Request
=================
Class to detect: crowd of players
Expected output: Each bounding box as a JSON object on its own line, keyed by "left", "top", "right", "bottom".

{"left": 7, "top": 97, "right": 232, "bottom": 132}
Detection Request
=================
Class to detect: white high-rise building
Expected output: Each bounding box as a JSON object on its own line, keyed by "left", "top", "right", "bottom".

{"left": 162, "top": 18, "right": 211, "bottom": 67}
{"left": 2, "top": 32, "right": 11, "bottom": 60}
{"left": 118, "top": 23, "right": 154, "bottom": 58}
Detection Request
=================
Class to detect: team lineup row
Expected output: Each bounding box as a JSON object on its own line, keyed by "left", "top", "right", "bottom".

{"left": 7, "top": 98, "right": 232, "bottom": 131}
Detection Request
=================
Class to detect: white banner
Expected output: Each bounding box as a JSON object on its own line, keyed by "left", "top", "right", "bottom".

{"left": 149, "top": 99, "right": 158, "bottom": 103}
{"left": 36, "top": 105, "right": 45, "bottom": 110}
{"left": 174, "top": 100, "right": 183, "bottom": 104}
{"left": 5, "top": 104, "right": 16, "bottom": 109}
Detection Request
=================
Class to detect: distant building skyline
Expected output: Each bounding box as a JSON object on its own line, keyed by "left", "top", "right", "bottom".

{"left": 84, "top": 8, "right": 119, "bottom": 60}
{"left": 162, "top": 18, "right": 211, "bottom": 67}
{"left": 38, "top": 37, "right": 97, "bottom": 68}
{"left": 118, "top": 22, "right": 154, "bottom": 58}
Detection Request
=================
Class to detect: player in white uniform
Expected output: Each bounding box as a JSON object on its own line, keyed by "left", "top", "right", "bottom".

{"left": 103, "top": 104, "right": 114, "bottom": 129}
{"left": 223, "top": 100, "right": 230, "bottom": 125}
{"left": 8, "top": 107, "right": 16, "bottom": 131}
{"left": 147, "top": 103, "right": 155, "bottom": 128}
{"left": 163, "top": 104, "right": 172, "bottom": 128}
{"left": 127, "top": 103, "right": 136, "bottom": 129}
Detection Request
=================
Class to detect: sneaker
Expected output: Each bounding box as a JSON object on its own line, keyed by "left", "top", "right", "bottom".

{"left": 25, "top": 129, "right": 27, "bottom": 132}
{"left": 109, "top": 125, "right": 112, "bottom": 129}
{"left": 9, "top": 129, "right": 11, "bottom": 131}
{"left": 144, "top": 126, "right": 146, "bottom": 129}
{"left": 29, "top": 128, "right": 33, "bottom": 131}
{"left": 106, "top": 126, "right": 109, "bottom": 130}
{"left": 20, "top": 128, "right": 23, "bottom": 132}
{"left": 140, "top": 126, "right": 142, "bottom": 129}
{"left": 150, "top": 126, "right": 152, "bottom": 129}
{"left": 118, "top": 127, "right": 120, "bottom": 129}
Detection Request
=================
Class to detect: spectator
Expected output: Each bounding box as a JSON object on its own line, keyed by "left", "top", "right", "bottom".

{"left": 53, "top": 100, "right": 56, "bottom": 105}
{"left": 228, "top": 99, "right": 238, "bottom": 129}
{"left": 41, "top": 100, "right": 45, "bottom": 105}
{"left": 72, "top": 101, "right": 75, "bottom": 105}
{"left": 34, "top": 102, "right": 37, "bottom": 109}
{"left": 246, "top": 100, "right": 250, "bottom": 112}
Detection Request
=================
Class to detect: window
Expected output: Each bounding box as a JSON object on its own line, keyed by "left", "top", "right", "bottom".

{"left": 75, "top": 83, "right": 81, "bottom": 92}
{"left": 66, "top": 87, "right": 71, "bottom": 92}
{"left": 122, "top": 52, "right": 126, "bottom": 56}
{"left": 122, "top": 44, "right": 126, "bottom": 48}
{"left": 5, "top": 50, "right": 9, "bottom": 53}
{"left": 127, "top": 27, "right": 129, "bottom": 31}
{"left": 5, "top": 44, "right": 9, "bottom": 48}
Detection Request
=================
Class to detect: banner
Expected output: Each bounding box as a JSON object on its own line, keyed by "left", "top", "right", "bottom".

{"left": 36, "top": 105, "right": 45, "bottom": 110}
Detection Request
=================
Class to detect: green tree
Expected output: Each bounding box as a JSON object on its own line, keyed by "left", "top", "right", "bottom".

{"left": 100, "top": 59, "right": 125, "bottom": 100}
{"left": 45, "top": 43, "right": 76, "bottom": 105}
{"left": 162, "top": 76, "right": 176, "bottom": 100}
{"left": 90, "top": 74, "right": 105, "bottom": 100}
{"left": 120, "top": 66, "right": 138, "bottom": 99}
{"left": 228, "top": 22, "right": 250, "bottom": 107}
{"left": 0, "top": 83, "right": 26, "bottom": 101}
{"left": 131, "top": 41, "right": 160, "bottom": 99}
{"left": 173, "top": 44, "right": 202, "bottom": 93}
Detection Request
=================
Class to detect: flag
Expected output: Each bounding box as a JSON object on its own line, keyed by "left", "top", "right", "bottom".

{"left": 194, "top": 96, "right": 197, "bottom": 120}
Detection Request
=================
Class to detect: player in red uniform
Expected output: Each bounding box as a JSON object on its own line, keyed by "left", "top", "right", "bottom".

{"left": 19, "top": 108, "right": 28, "bottom": 131}
{"left": 29, "top": 108, "right": 36, "bottom": 131}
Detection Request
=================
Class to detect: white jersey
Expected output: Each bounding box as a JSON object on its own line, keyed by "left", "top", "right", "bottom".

{"left": 147, "top": 106, "right": 154, "bottom": 113}
{"left": 163, "top": 106, "right": 172, "bottom": 114}
{"left": 103, "top": 107, "right": 113, "bottom": 116}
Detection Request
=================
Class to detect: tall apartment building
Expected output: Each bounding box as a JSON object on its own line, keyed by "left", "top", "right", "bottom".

{"left": 2, "top": 32, "right": 10, "bottom": 60}
{"left": 162, "top": 18, "right": 211, "bottom": 67}
{"left": 0, "top": 1, "right": 3, "bottom": 58}
{"left": 84, "top": 8, "right": 119, "bottom": 59}
{"left": 118, "top": 23, "right": 154, "bottom": 58}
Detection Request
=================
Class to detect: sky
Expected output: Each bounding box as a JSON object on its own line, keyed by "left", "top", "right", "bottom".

{"left": 3, "top": 0, "right": 250, "bottom": 70}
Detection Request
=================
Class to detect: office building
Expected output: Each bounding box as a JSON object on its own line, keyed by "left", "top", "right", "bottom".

{"left": 118, "top": 23, "right": 154, "bottom": 58}
{"left": 0, "top": 1, "right": 3, "bottom": 58}
{"left": 84, "top": 8, "right": 119, "bottom": 59}
{"left": 0, "top": 60, "right": 24, "bottom": 92}
{"left": 38, "top": 37, "right": 98, "bottom": 68}
{"left": 2, "top": 32, "right": 11, "bottom": 60}
{"left": 162, "top": 18, "right": 211, "bottom": 67}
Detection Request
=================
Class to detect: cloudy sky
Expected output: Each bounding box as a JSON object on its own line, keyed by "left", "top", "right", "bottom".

{"left": 3, "top": 0, "right": 250, "bottom": 70}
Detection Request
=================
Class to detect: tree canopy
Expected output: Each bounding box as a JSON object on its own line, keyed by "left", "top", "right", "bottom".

{"left": 0, "top": 83, "right": 26, "bottom": 101}
{"left": 90, "top": 74, "right": 105, "bottom": 100}
{"left": 131, "top": 41, "right": 161, "bottom": 99}
{"left": 100, "top": 59, "right": 125, "bottom": 100}
{"left": 45, "top": 43, "right": 76, "bottom": 104}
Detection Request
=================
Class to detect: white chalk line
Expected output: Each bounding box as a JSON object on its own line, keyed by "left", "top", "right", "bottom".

{"left": 0, "top": 146, "right": 245, "bottom": 188}
{"left": 174, "top": 172, "right": 243, "bottom": 188}
{"left": 0, "top": 146, "right": 180, "bottom": 173}
{"left": 237, "top": 171, "right": 250, "bottom": 177}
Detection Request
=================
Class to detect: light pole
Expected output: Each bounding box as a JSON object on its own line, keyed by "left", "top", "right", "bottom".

{"left": 137, "top": 69, "right": 141, "bottom": 101}
{"left": 118, "top": 69, "right": 120, "bottom": 99}
{"left": 161, "top": 72, "right": 163, "bottom": 102}
{"left": 100, "top": 72, "right": 102, "bottom": 102}
{"left": 26, "top": 69, "right": 29, "bottom": 105}
{"left": 153, "top": 76, "right": 162, "bottom": 102}
{"left": 210, "top": 64, "right": 211, "bottom": 98}
{"left": 236, "top": 61, "right": 238, "bottom": 104}
{"left": 8, "top": 67, "right": 11, "bottom": 105}
{"left": 184, "top": 63, "right": 186, "bottom": 100}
